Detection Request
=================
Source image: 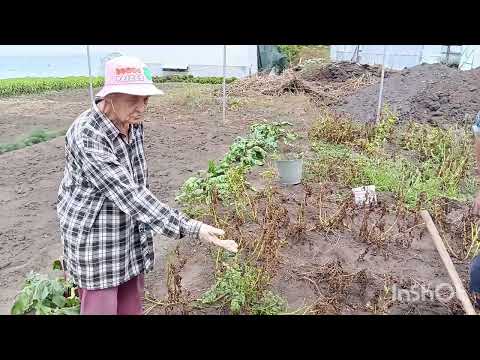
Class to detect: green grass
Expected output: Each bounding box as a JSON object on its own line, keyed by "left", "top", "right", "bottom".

{"left": 0, "top": 129, "right": 66, "bottom": 154}
{"left": 153, "top": 75, "right": 237, "bottom": 84}
{"left": 278, "top": 45, "right": 330, "bottom": 66}
{"left": 162, "top": 83, "right": 217, "bottom": 109}
{"left": 0, "top": 77, "right": 104, "bottom": 97}
{"left": 308, "top": 106, "right": 397, "bottom": 154}
{"left": 460, "top": 176, "right": 478, "bottom": 201}
{"left": 307, "top": 141, "right": 405, "bottom": 192}
{"left": 0, "top": 75, "right": 236, "bottom": 98}
{"left": 308, "top": 109, "right": 368, "bottom": 148}
{"left": 356, "top": 156, "right": 406, "bottom": 192}
{"left": 307, "top": 112, "right": 475, "bottom": 210}
{"left": 307, "top": 107, "right": 476, "bottom": 207}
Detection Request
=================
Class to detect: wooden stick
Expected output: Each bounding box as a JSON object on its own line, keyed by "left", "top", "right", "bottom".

{"left": 420, "top": 210, "right": 476, "bottom": 315}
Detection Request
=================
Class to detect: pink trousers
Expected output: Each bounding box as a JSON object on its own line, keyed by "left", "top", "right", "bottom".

{"left": 78, "top": 275, "right": 144, "bottom": 315}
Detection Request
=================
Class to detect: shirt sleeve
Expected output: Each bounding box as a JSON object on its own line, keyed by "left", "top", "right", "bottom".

{"left": 72, "top": 130, "right": 202, "bottom": 240}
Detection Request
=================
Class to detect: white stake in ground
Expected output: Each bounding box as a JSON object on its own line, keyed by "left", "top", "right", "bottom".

{"left": 375, "top": 45, "right": 387, "bottom": 124}
{"left": 222, "top": 45, "right": 227, "bottom": 124}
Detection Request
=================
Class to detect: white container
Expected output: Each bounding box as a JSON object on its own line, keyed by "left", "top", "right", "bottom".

{"left": 352, "top": 185, "right": 377, "bottom": 206}
{"left": 276, "top": 159, "right": 303, "bottom": 185}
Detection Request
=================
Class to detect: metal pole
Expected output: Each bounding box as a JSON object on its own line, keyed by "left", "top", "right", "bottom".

{"left": 222, "top": 45, "right": 227, "bottom": 124}
{"left": 351, "top": 45, "right": 360, "bottom": 63}
{"left": 86, "top": 45, "right": 94, "bottom": 105}
{"left": 375, "top": 45, "right": 387, "bottom": 124}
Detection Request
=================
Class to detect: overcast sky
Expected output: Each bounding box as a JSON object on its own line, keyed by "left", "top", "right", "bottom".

{"left": 0, "top": 46, "right": 258, "bottom": 68}
{"left": 0, "top": 46, "right": 90, "bottom": 56}
{"left": 0, "top": 45, "right": 233, "bottom": 57}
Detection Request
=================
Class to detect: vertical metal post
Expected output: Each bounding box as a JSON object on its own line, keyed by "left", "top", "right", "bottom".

{"left": 222, "top": 45, "right": 227, "bottom": 124}
{"left": 86, "top": 45, "right": 94, "bottom": 105}
{"left": 351, "top": 45, "right": 360, "bottom": 63}
{"left": 375, "top": 45, "right": 387, "bottom": 124}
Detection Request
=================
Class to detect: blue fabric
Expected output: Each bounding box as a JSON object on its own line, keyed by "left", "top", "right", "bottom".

{"left": 473, "top": 111, "right": 480, "bottom": 136}
{"left": 470, "top": 255, "right": 480, "bottom": 294}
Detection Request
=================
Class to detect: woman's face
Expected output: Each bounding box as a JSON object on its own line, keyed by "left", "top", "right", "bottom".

{"left": 108, "top": 93, "right": 150, "bottom": 125}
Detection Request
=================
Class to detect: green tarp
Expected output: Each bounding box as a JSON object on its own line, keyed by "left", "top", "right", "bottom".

{"left": 257, "top": 45, "right": 288, "bottom": 74}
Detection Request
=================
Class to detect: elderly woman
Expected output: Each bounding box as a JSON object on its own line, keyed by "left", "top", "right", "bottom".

{"left": 57, "top": 56, "right": 237, "bottom": 315}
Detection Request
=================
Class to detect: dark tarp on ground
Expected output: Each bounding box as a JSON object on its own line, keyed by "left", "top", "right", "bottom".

{"left": 257, "top": 45, "right": 288, "bottom": 74}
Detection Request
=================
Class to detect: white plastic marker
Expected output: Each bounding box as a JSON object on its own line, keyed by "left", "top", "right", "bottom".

{"left": 352, "top": 185, "right": 377, "bottom": 207}
{"left": 420, "top": 210, "right": 476, "bottom": 315}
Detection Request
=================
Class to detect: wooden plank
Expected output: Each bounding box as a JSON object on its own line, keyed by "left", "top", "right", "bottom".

{"left": 420, "top": 210, "right": 476, "bottom": 315}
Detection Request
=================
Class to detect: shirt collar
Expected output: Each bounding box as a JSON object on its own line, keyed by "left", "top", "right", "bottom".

{"left": 92, "top": 99, "right": 122, "bottom": 141}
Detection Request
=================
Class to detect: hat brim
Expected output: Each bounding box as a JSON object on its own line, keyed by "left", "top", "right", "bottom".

{"left": 96, "top": 84, "right": 164, "bottom": 98}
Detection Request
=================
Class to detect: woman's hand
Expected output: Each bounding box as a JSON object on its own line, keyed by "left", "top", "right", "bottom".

{"left": 198, "top": 223, "right": 238, "bottom": 253}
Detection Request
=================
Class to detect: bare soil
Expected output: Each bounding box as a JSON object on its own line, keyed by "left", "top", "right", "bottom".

{"left": 0, "top": 77, "right": 474, "bottom": 315}
{"left": 0, "top": 85, "right": 316, "bottom": 314}
{"left": 336, "top": 63, "right": 480, "bottom": 126}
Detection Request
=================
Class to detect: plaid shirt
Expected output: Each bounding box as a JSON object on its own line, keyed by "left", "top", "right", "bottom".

{"left": 57, "top": 100, "right": 202, "bottom": 290}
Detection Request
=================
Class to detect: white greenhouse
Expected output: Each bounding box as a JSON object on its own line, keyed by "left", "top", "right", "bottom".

{"left": 330, "top": 45, "right": 480, "bottom": 71}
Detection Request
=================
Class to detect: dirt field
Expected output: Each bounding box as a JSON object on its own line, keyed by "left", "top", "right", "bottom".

{"left": 336, "top": 63, "right": 480, "bottom": 126}
{"left": 0, "top": 69, "right": 475, "bottom": 315}
{"left": 0, "top": 84, "right": 317, "bottom": 314}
